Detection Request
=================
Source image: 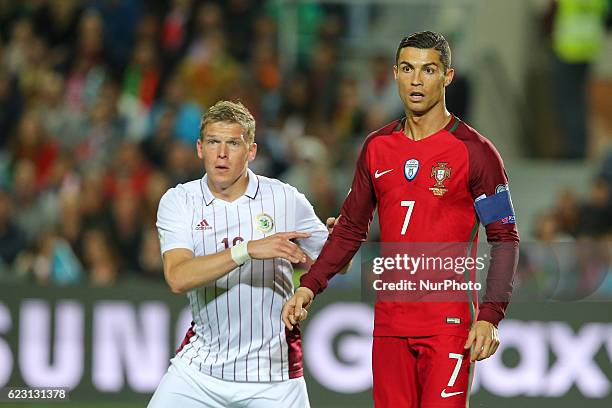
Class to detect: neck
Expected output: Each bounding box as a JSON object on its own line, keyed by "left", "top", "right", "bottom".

{"left": 207, "top": 170, "right": 249, "bottom": 202}
{"left": 403, "top": 102, "right": 451, "bottom": 141}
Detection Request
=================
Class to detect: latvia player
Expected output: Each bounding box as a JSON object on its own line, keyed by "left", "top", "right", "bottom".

{"left": 149, "top": 101, "right": 329, "bottom": 407}
{"left": 283, "top": 31, "right": 520, "bottom": 407}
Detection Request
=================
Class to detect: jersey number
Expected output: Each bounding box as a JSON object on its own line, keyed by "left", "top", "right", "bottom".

{"left": 222, "top": 236, "right": 244, "bottom": 249}
{"left": 447, "top": 353, "right": 464, "bottom": 387}
{"left": 400, "top": 200, "right": 415, "bottom": 235}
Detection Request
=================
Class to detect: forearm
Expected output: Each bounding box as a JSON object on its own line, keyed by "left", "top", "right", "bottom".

{"left": 478, "top": 237, "right": 519, "bottom": 326}
{"left": 165, "top": 249, "right": 238, "bottom": 294}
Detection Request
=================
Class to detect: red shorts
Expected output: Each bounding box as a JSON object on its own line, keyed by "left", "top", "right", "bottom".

{"left": 372, "top": 335, "right": 474, "bottom": 408}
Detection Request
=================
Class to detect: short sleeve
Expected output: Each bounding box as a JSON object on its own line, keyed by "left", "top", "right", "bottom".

{"left": 292, "top": 190, "right": 329, "bottom": 260}
{"left": 156, "top": 187, "right": 194, "bottom": 254}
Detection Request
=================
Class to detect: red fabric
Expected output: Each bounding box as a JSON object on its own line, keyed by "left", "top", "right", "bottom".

{"left": 139, "top": 69, "right": 160, "bottom": 108}
{"left": 373, "top": 335, "right": 472, "bottom": 408}
{"left": 285, "top": 326, "right": 303, "bottom": 379}
{"left": 301, "top": 115, "right": 519, "bottom": 336}
{"left": 176, "top": 321, "right": 196, "bottom": 353}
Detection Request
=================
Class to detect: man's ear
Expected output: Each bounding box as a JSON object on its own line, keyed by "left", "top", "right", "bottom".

{"left": 248, "top": 143, "right": 257, "bottom": 162}
{"left": 393, "top": 65, "right": 398, "bottom": 80}
{"left": 444, "top": 67, "right": 455, "bottom": 87}
{"left": 196, "top": 138, "right": 204, "bottom": 159}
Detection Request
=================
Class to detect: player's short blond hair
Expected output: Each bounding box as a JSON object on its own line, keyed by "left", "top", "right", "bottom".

{"left": 199, "top": 100, "right": 256, "bottom": 145}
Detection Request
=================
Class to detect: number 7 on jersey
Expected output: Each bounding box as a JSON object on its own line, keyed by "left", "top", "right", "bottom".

{"left": 400, "top": 200, "right": 415, "bottom": 235}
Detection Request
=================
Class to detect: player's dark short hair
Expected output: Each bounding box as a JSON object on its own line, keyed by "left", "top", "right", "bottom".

{"left": 396, "top": 31, "right": 451, "bottom": 72}
{"left": 199, "top": 100, "right": 256, "bottom": 144}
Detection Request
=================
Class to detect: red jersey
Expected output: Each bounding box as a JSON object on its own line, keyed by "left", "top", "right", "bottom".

{"left": 300, "top": 115, "right": 520, "bottom": 337}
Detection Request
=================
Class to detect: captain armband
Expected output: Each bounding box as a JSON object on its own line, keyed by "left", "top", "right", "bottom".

{"left": 474, "top": 189, "right": 516, "bottom": 226}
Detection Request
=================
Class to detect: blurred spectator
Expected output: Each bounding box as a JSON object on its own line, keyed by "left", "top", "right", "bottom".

{"left": 359, "top": 53, "right": 404, "bottom": 119}
{"left": 11, "top": 159, "right": 58, "bottom": 245}
{"left": 578, "top": 177, "right": 612, "bottom": 237}
{"left": 64, "top": 9, "right": 108, "bottom": 113}
{"left": 223, "top": 0, "right": 260, "bottom": 60}
{"left": 544, "top": 0, "right": 610, "bottom": 159}
{"left": 90, "top": 0, "right": 143, "bottom": 73}
{"left": 330, "top": 76, "right": 365, "bottom": 158}
{"left": 11, "top": 110, "right": 59, "bottom": 190}
{"left": 107, "top": 190, "right": 144, "bottom": 275}
{"left": 147, "top": 73, "right": 202, "bottom": 145}
{"left": 0, "top": 190, "right": 27, "bottom": 272}
{"left": 165, "top": 140, "right": 201, "bottom": 185}
{"left": 0, "top": 68, "right": 22, "bottom": 149}
{"left": 82, "top": 227, "right": 118, "bottom": 287}
{"left": 553, "top": 188, "right": 581, "bottom": 237}
{"left": 32, "top": 0, "right": 83, "bottom": 70}
{"left": 104, "top": 141, "right": 152, "bottom": 198}
{"left": 138, "top": 226, "right": 164, "bottom": 279}
{"left": 180, "top": 3, "right": 240, "bottom": 108}
{"left": 74, "top": 87, "right": 125, "bottom": 171}
{"left": 161, "top": 0, "right": 194, "bottom": 65}
{"left": 35, "top": 70, "right": 81, "bottom": 150}
{"left": 143, "top": 171, "right": 171, "bottom": 228}
{"left": 4, "top": 17, "right": 34, "bottom": 75}
{"left": 142, "top": 108, "right": 177, "bottom": 167}
{"left": 120, "top": 38, "right": 162, "bottom": 140}
{"left": 305, "top": 41, "right": 341, "bottom": 119}
{"left": 281, "top": 136, "right": 338, "bottom": 219}
{"left": 31, "top": 230, "right": 83, "bottom": 286}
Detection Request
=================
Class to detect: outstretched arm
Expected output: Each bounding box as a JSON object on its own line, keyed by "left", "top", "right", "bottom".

{"left": 163, "top": 231, "right": 311, "bottom": 294}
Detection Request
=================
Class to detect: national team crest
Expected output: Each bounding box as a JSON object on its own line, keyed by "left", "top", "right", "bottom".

{"left": 429, "top": 162, "right": 452, "bottom": 196}
{"left": 404, "top": 159, "right": 420, "bottom": 181}
{"left": 255, "top": 213, "right": 274, "bottom": 233}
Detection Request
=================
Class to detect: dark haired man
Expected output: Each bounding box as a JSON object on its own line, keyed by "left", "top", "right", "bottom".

{"left": 283, "top": 31, "right": 520, "bottom": 407}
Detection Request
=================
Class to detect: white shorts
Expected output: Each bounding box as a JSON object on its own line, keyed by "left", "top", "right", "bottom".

{"left": 147, "top": 357, "right": 310, "bottom": 408}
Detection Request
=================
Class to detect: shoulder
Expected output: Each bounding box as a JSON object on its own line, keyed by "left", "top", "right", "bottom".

{"left": 452, "top": 119, "right": 504, "bottom": 163}
{"left": 256, "top": 174, "right": 300, "bottom": 196}
{"left": 255, "top": 174, "right": 312, "bottom": 203}
{"left": 160, "top": 179, "right": 203, "bottom": 207}
{"left": 362, "top": 118, "right": 402, "bottom": 150}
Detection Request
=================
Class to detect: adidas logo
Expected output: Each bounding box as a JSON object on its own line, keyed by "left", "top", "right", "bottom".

{"left": 195, "top": 219, "right": 212, "bottom": 230}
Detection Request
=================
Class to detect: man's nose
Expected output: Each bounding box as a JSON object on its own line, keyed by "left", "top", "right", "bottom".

{"left": 410, "top": 70, "right": 423, "bottom": 86}
{"left": 218, "top": 143, "right": 229, "bottom": 158}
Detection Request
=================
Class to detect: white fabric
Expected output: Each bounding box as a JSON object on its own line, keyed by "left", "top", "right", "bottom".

{"left": 148, "top": 357, "right": 310, "bottom": 408}
{"left": 231, "top": 240, "right": 251, "bottom": 265}
{"left": 156, "top": 169, "right": 328, "bottom": 382}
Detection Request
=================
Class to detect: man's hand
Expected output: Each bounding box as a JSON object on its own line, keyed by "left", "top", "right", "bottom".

{"left": 326, "top": 216, "right": 338, "bottom": 234}
{"left": 247, "top": 232, "right": 310, "bottom": 264}
{"left": 282, "top": 287, "right": 315, "bottom": 330}
{"left": 464, "top": 320, "right": 500, "bottom": 361}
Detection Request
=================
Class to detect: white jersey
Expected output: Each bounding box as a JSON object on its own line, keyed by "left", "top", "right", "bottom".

{"left": 156, "top": 169, "right": 328, "bottom": 382}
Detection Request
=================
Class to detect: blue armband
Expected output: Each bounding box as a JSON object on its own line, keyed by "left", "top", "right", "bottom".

{"left": 474, "top": 190, "right": 516, "bottom": 226}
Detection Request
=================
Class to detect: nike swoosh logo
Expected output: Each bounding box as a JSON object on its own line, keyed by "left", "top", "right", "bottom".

{"left": 374, "top": 169, "right": 393, "bottom": 179}
{"left": 440, "top": 389, "right": 464, "bottom": 398}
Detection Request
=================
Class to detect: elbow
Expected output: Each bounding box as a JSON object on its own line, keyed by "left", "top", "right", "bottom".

{"left": 169, "top": 283, "right": 187, "bottom": 295}
{"left": 165, "top": 270, "right": 188, "bottom": 295}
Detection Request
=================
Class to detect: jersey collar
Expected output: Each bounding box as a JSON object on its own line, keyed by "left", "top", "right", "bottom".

{"left": 201, "top": 168, "right": 260, "bottom": 206}
{"left": 395, "top": 113, "right": 460, "bottom": 133}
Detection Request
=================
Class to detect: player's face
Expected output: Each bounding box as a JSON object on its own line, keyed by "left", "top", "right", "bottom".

{"left": 393, "top": 47, "right": 454, "bottom": 115}
{"left": 197, "top": 121, "right": 257, "bottom": 190}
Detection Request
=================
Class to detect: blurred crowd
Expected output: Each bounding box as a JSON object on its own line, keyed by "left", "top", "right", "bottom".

{"left": 1, "top": 0, "right": 609, "bottom": 295}
{"left": 0, "top": 0, "right": 406, "bottom": 286}
{"left": 521, "top": 154, "right": 612, "bottom": 299}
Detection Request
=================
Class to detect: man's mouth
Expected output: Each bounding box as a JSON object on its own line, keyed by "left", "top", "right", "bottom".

{"left": 409, "top": 92, "right": 424, "bottom": 101}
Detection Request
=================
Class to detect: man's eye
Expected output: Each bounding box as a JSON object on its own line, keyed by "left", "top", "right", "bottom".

{"left": 425, "top": 68, "right": 434, "bottom": 74}
{"left": 402, "top": 66, "right": 411, "bottom": 72}
{"left": 207, "top": 140, "right": 219, "bottom": 144}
